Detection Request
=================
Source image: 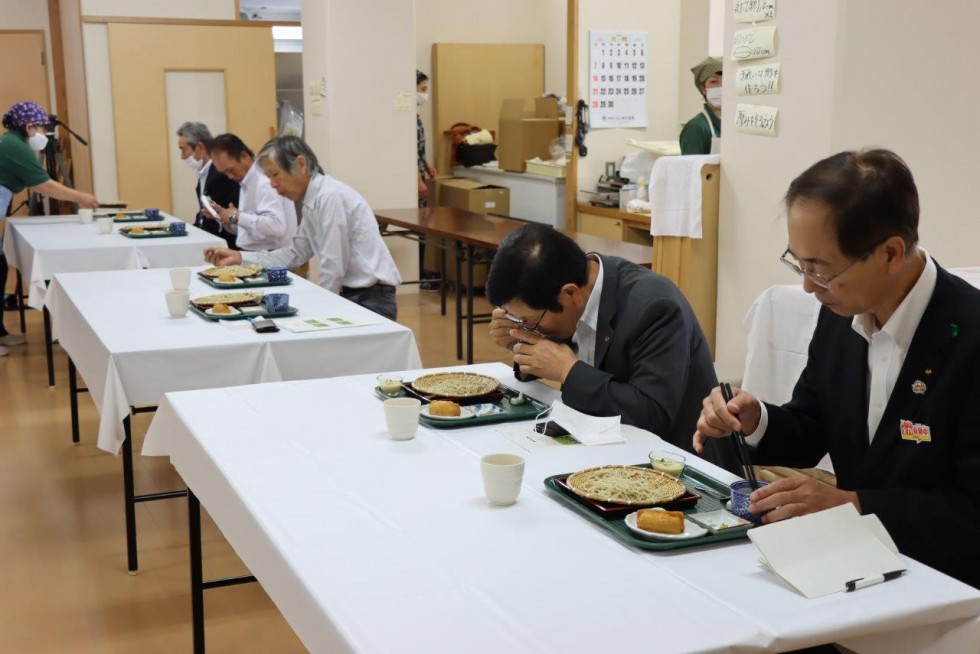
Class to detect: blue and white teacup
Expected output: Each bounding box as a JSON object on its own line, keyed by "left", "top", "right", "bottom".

{"left": 729, "top": 480, "right": 770, "bottom": 524}
{"left": 169, "top": 221, "right": 187, "bottom": 235}
{"left": 145, "top": 208, "right": 160, "bottom": 219}
{"left": 265, "top": 293, "right": 290, "bottom": 313}
{"left": 266, "top": 266, "right": 288, "bottom": 283}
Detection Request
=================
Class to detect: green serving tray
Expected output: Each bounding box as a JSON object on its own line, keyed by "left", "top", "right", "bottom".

{"left": 96, "top": 211, "right": 162, "bottom": 223}
{"left": 373, "top": 382, "right": 549, "bottom": 429}
{"left": 197, "top": 272, "right": 293, "bottom": 289}
{"left": 189, "top": 304, "right": 298, "bottom": 322}
{"left": 544, "top": 464, "right": 750, "bottom": 551}
{"left": 119, "top": 229, "right": 186, "bottom": 239}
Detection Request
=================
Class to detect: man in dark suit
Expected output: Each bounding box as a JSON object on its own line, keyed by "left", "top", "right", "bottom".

{"left": 695, "top": 149, "right": 980, "bottom": 589}
{"left": 176, "top": 121, "right": 239, "bottom": 249}
{"left": 487, "top": 224, "right": 736, "bottom": 472}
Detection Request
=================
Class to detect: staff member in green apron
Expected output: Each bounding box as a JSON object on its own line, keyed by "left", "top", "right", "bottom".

{"left": 0, "top": 101, "right": 99, "bottom": 355}
{"left": 679, "top": 57, "right": 723, "bottom": 155}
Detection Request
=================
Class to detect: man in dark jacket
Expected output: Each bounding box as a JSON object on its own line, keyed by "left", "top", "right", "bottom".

{"left": 487, "top": 223, "right": 736, "bottom": 472}
{"left": 176, "top": 121, "right": 239, "bottom": 249}
{"left": 695, "top": 149, "right": 980, "bottom": 589}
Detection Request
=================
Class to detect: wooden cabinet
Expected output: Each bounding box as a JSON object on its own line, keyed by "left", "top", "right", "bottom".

{"left": 577, "top": 204, "right": 653, "bottom": 246}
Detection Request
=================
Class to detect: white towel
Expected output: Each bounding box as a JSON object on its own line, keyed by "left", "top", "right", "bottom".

{"left": 649, "top": 154, "right": 720, "bottom": 238}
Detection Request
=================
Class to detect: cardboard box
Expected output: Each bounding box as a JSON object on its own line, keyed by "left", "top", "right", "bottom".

{"left": 497, "top": 98, "right": 564, "bottom": 173}
{"left": 437, "top": 178, "right": 510, "bottom": 216}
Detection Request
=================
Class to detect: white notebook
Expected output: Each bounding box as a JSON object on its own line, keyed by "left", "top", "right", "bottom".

{"left": 748, "top": 504, "right": 905, "bottom": 598}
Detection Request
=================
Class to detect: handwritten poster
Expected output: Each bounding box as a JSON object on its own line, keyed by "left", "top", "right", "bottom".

{"left": 733, "top": 0, "right": 776, "bottom": 23}
{"left": 732, "top": 25, "right": 777, "bottom": 61}
{"left": 734, "top": 103, "right": 778, "bottom": 136}
{"left": 736, "top": 63, "right": 781, "bottom": 96}
{"left": 589, "top": 30, "right": 649, "bottom": 128}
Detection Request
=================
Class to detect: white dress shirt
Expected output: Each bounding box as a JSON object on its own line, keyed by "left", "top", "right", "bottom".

{"left": 748, "top": 250, "right": 936, "bottom": 446}
{"left": 227, "top": 163, "right": 297, "bottom": 251}
{"left": 574, "top": 254, "right": 604, "bottom": 366}
{"left": 242, "top": 173, "right": 401, "bottom": 293}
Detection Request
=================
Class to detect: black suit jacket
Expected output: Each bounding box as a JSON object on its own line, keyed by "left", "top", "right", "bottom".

{"left": 196, "top": 163, "right": 240, "bottom": 249}
{"left": 759, "top": 263, "right": 980, "bottom": 588}
{"left": 554, "top": 255, "right": 737, "bottom": 472}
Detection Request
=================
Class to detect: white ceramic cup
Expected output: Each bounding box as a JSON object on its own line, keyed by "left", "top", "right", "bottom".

{"left": 383, "top": 397, "right": 421, "bottom": 440}
{"left": 169, "top": 267, "right": 191, "bottom": 290}
{"left": 78, "top": 208, "right": 94, "bottom": 224}
{"left": 480, "top": 453, "right": 526, "bottom": 506}
{"left": 165, "top": 289, "right": 190, "bottom": 318}
{"left": 97, "top": 216, "right": 113, "bottom": 234}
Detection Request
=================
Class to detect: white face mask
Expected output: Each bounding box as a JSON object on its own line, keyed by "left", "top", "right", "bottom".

{"left": 184, "top": 155, "right": 204, "bottom": 172}
{"left": 28, "top": 132, "right": 48, "bottom": 151}
{"left": 705, "top": 87, "right": 722, "bottom": 108}
{"left": 416, "top": 92, "right": 429, "bottom": 107}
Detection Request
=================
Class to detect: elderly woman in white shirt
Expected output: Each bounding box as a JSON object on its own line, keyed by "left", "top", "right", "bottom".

{"left": 204, "top": 135, "right": 402, "bottom": 320}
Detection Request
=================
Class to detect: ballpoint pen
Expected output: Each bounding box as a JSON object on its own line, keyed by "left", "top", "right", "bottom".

{"left": 844, "top": 569, "right": 907, "bottom": 592}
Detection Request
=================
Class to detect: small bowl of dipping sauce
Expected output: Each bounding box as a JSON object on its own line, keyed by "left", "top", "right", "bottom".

{"left": 377, "top": 374, "right": 404, "bottom": 396}
{"left": 649, "top": 451, "right": 686, "bottom": 477}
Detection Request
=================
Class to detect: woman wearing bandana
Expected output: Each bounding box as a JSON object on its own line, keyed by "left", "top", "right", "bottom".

{"left": 679, "top": 57, "right": 723, "bottom": 155}
{"left": 0, "top": 101, "right": 99, "bottom": 355}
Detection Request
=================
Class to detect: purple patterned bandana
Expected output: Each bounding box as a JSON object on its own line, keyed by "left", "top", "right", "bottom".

{"left": 3, "top": 101, "right": 49, "bottom": 128}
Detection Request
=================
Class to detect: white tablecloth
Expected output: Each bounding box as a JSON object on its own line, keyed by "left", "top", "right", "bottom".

{"left": 3, "top": 213, "right": 225, "bottom": 309}
{"left": 47, "top": 267, "right": 421, "bottom": 454}
{"left": 142, "top": 362, "right": 980, "bottom": 654}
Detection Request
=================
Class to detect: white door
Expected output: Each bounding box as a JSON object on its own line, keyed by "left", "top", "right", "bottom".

{"left": 164, "top": 70, "right": 227, "bottom": 222}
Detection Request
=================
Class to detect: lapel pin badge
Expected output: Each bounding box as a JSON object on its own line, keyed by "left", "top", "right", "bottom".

{"left": 951, "top": 323, "right": 960, "bottom": 338}
{"left": 924, "top": 368, "right": 933, "bottom": 376}
{"left": 911, "top": 380, "right": 927, "bottom": 395}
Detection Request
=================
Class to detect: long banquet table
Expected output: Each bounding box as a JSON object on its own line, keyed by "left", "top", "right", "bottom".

{"left": 47, "top": 266, "right": 422, "bottom": 572}
{"left": 143, "top": 362, "right": 980, "bottom": 653}
{"left": 2, "top": 212, "right": 225, "bottom": 385}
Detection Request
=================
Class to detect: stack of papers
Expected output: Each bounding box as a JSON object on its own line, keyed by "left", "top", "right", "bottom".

{"left": 748, "top": 504, "right": 905, "bottom": 598}
{"left": 275, "top": 315, "right": 382, "bottom": 333}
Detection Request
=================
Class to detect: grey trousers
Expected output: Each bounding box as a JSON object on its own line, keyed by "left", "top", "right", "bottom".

{"left": 341, "top": 284, "right": 397, "bottom": 321}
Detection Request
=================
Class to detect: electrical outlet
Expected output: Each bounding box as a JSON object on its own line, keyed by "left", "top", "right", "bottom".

{"left": 394, "top": 92, "right": 413, "bottom": 111}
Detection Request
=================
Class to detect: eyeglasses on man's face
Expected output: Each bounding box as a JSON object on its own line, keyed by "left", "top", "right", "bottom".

{"left": 779, "top": 243, "right": 879, "bottom": 290}
{"left": 500, "top": 307, "right": 548, "bottom": 337}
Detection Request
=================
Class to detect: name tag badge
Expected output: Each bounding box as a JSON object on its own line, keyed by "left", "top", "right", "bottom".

{"left": 900, "top": 419, "right": 932, "bottom": 443}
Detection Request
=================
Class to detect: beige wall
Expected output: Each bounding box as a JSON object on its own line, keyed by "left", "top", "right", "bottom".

{"left": 0, "top": 0, "right": 58, "bottom": 113}
{"left": 414, "top": 0, "right": 566, "bottom": 172}
{"left": 714, "top": 0, "right": 980, "bottom": 382}
{"left": 303, "top": 0, "right": 419, "bottom": 292}
{"left": 80, "top": 0, "right": 235, "bottom": 19}
{"left": 678, "top": 0, "right": 710, "bottom": 133}
{"left": 576, "top": 0, "right": 682, "bottom": 194}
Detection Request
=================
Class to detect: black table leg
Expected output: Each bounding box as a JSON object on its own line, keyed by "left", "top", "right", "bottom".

{"left": 189, "top": 489, "right": 206, "bottom": 654}
{"left": 439, "top": 245, "right": 447, "bottom": 317}
{"left": 16, "top": 270, "right": 26, "bottom": 333}
{"left": 43, "top": 305, "right": 54, "bottom": 387}
{"left": 122, "top": 415, "right": 139, "bottom": 574}
{"left": 69, "top": 358, "right": 80, "bottom": 444}
{"left": 455, "top": 241, "right": 464, "bottom": 360}
{"left": 467, "top": 244, "right": 475, "bottom": 365}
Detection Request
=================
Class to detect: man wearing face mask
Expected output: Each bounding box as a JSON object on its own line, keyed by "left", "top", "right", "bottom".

{"left": 679, "top": 57, "right": 722, "bottom": 155}
{"left": 0, "top": 101, "right": 99, "bottom": 355}
{"left": 176, "top": 121, "right": 239, "bottom": 249}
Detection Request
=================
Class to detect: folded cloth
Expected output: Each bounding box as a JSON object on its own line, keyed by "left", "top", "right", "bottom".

{"left": 649, "top": 154, "right": 720, "bottom": 238}
{"left": 463, "top": 129, "right": 494, "bottom": 145}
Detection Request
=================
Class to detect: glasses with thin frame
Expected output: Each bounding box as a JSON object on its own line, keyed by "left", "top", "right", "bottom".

{"left": 500, "top": 307, "right": 547, "bottom": 337}
{"left": 779, "top": 243, "right": 880, "bottom": 290}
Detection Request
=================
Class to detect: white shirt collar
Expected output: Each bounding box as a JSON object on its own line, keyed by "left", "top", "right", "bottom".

{"left": 303, "top": 172, "right": 325, "bottom": 210}
{"left": 198, "top": 159, "right": 211, "bottom": 182}
{"left": 240, "top": 161, "right": 260, "bottom": 190}
{"left": 851, "top": 249, "right": 936, "bottom": 347}
{"left": 580, "top": 254, "right": 603, "bottom": 333}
